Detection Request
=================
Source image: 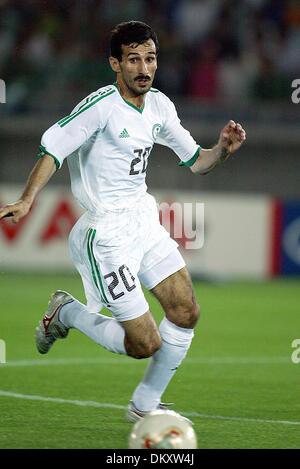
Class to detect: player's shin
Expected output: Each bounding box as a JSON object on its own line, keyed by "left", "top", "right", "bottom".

{"left": 131, "top": 317, "right": 194, "bottom": 411}
{"left": 59, "top": 299, "right": 126, "bottom": 355}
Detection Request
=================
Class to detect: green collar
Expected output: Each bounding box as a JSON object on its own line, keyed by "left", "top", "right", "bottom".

{"left": 113, "top": 82, "right": 145, "bottom": 114}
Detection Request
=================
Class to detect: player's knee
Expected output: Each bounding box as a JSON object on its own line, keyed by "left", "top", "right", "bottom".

{"left": 138, "top": 335, "right": 162, "bottom": 358}
{"left": 180, "top": 302, "right": 200, "bottom": 329}
{"left": 126, "top": 334, "right": 162, "bottom": 359}
{"left": 142, "top": 343, "right": 161, "bottom": 358}
{"left": 170, "top": 298, "right": 200, "bottom": 329}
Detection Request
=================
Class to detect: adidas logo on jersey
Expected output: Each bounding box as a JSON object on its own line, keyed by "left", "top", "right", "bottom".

{"left": 119, "top": 128, "right": 130, "bottom": 138}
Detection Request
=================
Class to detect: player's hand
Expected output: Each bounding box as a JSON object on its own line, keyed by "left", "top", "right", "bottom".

{"left": 0, "top": 200, "right": 31, "bottom": 223}
{"left": 218, "top": 120, "right": 246, "bottom": 161}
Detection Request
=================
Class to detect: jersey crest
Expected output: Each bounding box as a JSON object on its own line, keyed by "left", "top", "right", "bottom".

{"left": 152, "top": 123, "right": 162, "bottom": 141}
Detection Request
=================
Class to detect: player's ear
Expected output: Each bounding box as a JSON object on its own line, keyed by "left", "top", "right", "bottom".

{"left": 109, "top": 56, "right": 121, "bottom": 73}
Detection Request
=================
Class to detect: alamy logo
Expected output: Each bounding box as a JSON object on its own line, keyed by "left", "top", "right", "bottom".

{"left": 159, "top": 202, "right": 204, "bottom": 250}
{"left": 0, "top": 79, "right": 6, "bottom": 103}
{"left": 119, "top": 128, "right": 130, "bottom": 138}
{"left": 291, "top": 339, "right": 300, "bottom": 364}
{"left": 0, "top": 339, "right": 6, "bottom": 363}
{"left": 291, "top": 79, "right": 300, "bottom": 104}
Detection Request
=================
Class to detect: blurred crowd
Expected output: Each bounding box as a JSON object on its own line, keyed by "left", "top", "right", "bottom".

{"left": 1, "top": 0, "right": 300, "bottom": 112}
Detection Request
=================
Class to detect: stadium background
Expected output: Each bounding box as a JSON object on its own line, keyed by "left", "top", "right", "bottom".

{"left": 0, "top": 0, "right": 299, "bottom": 449}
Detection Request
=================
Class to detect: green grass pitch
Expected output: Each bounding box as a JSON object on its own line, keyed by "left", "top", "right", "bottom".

{"left": 0, "top": 273, "right": 299, "bottom": 449}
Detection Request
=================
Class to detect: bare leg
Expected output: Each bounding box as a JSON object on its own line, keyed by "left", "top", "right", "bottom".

{"left": 123, "top": 311, "right": 161, "bottom": 359}
{"left": 151, "top": 267, "right": 199, "bottom": 329}
{"left": 130, "top": 267, "right": 200, "bottom": 411}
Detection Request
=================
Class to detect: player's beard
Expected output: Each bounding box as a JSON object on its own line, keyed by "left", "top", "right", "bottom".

{"left": 127, "top": 75, "right": 153, "bottom": 96}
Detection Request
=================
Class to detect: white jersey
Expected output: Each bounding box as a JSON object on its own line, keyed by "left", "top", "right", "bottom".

{"left": 40, "top": 83, "right": 200, "bottom": 213}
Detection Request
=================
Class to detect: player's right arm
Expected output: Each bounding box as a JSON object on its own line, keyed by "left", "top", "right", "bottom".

{"left": 0, "top": 154, "right": 56, "bottom": 223}
{"left": 0, "top": 89, "right": 105, "bottom": 224}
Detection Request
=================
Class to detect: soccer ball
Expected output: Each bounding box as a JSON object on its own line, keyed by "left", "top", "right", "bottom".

{"left": 128, "top": 410, "right": 197, "bottom": 449}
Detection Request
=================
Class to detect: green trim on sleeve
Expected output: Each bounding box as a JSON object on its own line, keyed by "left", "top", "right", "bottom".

{"left": 37, "top": 145, "right": 61, "bottom": 170}
{"left": 178, "top": 146, "right": 201, "bottom": 167}
{"left": 58, "top": 89, "right": 115, "bottom": 127}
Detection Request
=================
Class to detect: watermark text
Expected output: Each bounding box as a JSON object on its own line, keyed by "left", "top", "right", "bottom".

{"left": 291, "top": 79, "right": 300, "bottom": 104}
{"left": 291, "top": 339, "right": 300, "bottom": 364}
{"left": 0, "top": 339, "right": 6, "bottom": 363}
{"left": 159, "top": 202, "right": 204, "bottom": 250}
{"left": 0, "top": 79, "right": 6, "bottom": 103}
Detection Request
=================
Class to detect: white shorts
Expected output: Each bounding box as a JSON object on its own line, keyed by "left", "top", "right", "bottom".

{"left": 69, "top": 193, "right": 186, "bottom": 322}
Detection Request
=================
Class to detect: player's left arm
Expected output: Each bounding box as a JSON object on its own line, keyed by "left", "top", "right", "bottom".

{"left": 190, "top": 120, "right": 246, "bottom": 175}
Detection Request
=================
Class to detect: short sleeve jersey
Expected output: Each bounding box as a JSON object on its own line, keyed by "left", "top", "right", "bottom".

{"left": 40, "top": 84, "right": 200, "bottom": 212}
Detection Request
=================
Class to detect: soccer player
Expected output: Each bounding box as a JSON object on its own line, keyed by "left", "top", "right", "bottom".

{"left": 0, "top": 21, "right": 246, "bottom": 421}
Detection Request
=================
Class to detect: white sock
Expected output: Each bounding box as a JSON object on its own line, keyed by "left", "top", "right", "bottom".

{"left": 131, "top": 317, "right": 194, "bottom": 411}
{"left": 59, "top": 298, "right": 126, "bottom": 355}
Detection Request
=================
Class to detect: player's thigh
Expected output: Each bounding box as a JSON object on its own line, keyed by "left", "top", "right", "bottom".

{"left": 69, "top": 215, "right": 103, "bottom": 313}
{"left": 151, "top": 266, "right": 200, "bottom": 328}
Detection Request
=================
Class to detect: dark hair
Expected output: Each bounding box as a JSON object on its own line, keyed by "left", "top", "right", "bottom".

{"left": 110, "top": 21, "right": 159, "bottom": 61}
